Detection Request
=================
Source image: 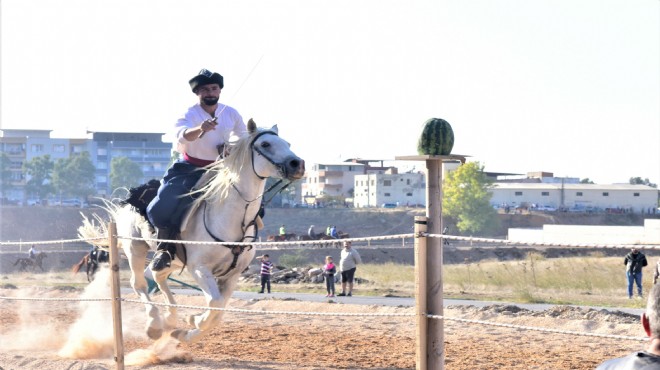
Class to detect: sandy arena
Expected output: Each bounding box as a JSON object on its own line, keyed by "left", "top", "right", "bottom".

{"left": 0, "top": 276, "right": 647, "bottom": 370}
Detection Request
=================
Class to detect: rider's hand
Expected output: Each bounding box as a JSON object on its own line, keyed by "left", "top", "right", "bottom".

{"left": 199, "top": 117, "right": 218, "bottom": 133}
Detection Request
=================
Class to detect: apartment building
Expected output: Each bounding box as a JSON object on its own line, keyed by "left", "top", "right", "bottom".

{"left": 353, "top": 171, "right": 426, "bottom": 208}
{"left": 0, "top": 129, "right": 92, "bottom": 200}
{"left": 90, "top": 131, "right": 171, "bottom": 195}
{"left": 301, "top": 162, "right": 365, "bottom": 203}
{"left": 0, "top": 129, "right": 172, "bottom": 199}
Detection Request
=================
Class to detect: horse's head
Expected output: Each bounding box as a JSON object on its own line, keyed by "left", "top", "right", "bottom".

{"left": 245, "top": 119, "right": 305, "bottom": 181}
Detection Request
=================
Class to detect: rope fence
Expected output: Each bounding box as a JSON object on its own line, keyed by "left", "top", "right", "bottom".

{"left": 0, "top": 230, "right": 653, "bottom": 359}
{"left": 3, "top": 232, "right": 659, "bottom": 250}
{"left": 0, "top": 294, "right": 647, "bottom": 341}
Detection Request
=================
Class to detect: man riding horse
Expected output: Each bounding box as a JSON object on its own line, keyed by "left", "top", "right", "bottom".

{"left": 147, "top": 69, "right": 248, "bottom": 271}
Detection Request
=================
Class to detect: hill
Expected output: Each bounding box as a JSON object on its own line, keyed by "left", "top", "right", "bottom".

{"left": 0, "top": 205, "right": 656, "bottom": 243}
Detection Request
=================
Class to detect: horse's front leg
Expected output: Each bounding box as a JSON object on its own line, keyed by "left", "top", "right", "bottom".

{"left": 125, "top": 248, "right": 165, "bottom": 340}
{"left": 151, "top": 267, "right": 179, "bottom": 329}
{"left": 171, "top": 266, "right": 230, "bottom": 344}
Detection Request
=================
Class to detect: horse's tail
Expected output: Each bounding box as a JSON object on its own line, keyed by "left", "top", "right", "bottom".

{"left": 78, "top": 213, "right": 110, "bottom": 247}
{"left": 12, "top": 259, "right": 20, "bottom": 266}
{"left": 72, "top": 255, "right": 87, "bottom": 274}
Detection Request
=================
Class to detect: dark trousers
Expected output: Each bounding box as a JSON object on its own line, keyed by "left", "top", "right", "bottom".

{"left": 146, "top": 159, "right": 205, "bottom": 231}
{"left": 325, "top": 276, "right": 335, "bottom": 294}
{"left": 260, "top": 274, "right": 271, "bottom": 293}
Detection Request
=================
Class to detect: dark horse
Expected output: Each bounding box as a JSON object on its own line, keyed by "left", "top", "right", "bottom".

{"left": 72, "top": 247, "right": 109, "bottom": 282}
{"left": 13, "top": 252, "right": 47, "bottom": 272}
{"left": 266, "top": 233, "right": 298, "bottom": 241}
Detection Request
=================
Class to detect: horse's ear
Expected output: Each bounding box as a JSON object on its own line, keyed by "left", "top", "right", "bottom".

{"left": 270, "top": 124, "right": 278, "bottom": 134}
{"left": 247, "top": 118, "right": 257, "bottom": 133}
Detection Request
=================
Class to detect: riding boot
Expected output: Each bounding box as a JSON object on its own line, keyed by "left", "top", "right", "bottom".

{"left": 150, "top": 228, "right": 177, "bottom": 271}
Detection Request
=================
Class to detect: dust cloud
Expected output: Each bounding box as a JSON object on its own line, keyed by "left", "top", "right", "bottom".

{"left": 58, "top": 267, "right": 114, "bottom": 359}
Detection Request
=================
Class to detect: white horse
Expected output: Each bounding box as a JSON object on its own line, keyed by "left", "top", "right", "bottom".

{"left": 78, "top": 119, "right": 305, "bottom": 344}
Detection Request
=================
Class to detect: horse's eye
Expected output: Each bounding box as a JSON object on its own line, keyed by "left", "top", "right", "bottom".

{"left": 261, "top": 142, "right": 270, "bottom": 148}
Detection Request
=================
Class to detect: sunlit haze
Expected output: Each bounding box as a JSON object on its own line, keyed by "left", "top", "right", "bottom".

{"left": 1, "top": 0, "right": 658, "bottom": 184}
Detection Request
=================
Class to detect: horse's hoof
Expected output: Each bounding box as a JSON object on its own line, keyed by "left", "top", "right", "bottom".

{"left": 147, "top": 327, "right": 163, "bottom": 340}
{"left": 171, "top": 329, "right": 186, "bottom": 341}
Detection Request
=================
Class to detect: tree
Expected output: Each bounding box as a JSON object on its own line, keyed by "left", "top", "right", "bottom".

{"left": 629, "top": 177, "right": 657, "bottom": 188}
{"left": 0, "top": 152, "right": 13, "bottom": 198}
{"left": 442, "top": 161, "right": 499, "bottom": 235}
{"left": 23, "top": 155, "right": 54, "bottom": 200}
{"left": 580, "top": 178, "right": 594, "bottom": 184}
{"left": 52, "top": 152, "right": 96, "bottom": 200}
{"left": 110, "top": 156, "right": 144, "bottom": 191}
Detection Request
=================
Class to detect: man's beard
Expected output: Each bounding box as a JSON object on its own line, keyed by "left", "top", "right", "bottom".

{"left": 202, "top": 97, "right": 219, "bottom": 106}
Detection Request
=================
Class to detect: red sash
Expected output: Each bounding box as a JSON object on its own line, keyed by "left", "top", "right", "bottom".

{"left": 183, "top": 152, "right": 214, "bottom": 167}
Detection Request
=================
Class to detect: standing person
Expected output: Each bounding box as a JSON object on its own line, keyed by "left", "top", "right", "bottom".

{"left": 596, "top": 283, "right": 660, "bottom": 369}
{"left": 337, "top": 241, "right": 361, "bottom": 297}
{"left": 258, "top": 254, "right": 274, "bottom": 294}
{"left": 323, "top": 256, "right": 336, "bottom": 297}
{"left": 147, "top": 68, "right": 247, "bottom": 271}
{"left": 654, "top": 258, "right": 660, "bottom": 285}
{"left": 625, "top": 247, "right": 649, "bottom": 299}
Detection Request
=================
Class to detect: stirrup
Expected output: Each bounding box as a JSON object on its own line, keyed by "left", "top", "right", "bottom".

{"left": 150, "top": 250, "right": 172, "bottom": 271}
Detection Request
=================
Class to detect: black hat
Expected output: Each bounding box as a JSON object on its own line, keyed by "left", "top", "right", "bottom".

{"left": 189, "top": 69, "right": 224, "bottom": 93}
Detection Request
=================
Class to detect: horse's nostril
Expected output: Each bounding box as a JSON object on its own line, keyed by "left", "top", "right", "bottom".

{"left": 290, "top": 159, "right": 300, "bottom": 168}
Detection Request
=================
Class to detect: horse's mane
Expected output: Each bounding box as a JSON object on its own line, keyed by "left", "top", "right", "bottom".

{"left": 190, "top": 127, "right": 266, "bottom": 208}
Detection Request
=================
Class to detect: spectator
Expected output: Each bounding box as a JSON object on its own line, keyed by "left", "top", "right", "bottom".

{"left": 596, "top": 283, "right": 660, "bottom": 369}
{"left": 625, "top": 247, "right": 649, "bottom": 299}
{"left": 337, "top": 241, "right": 361, "bottom": 297}
{"left": 654, "top": 259, "right": 660, "bottom": 285}
{"left": 257, "top": 254, "right": 273, "bottom": 294}
{"left": 323, "top": 256, "right": 336, "bottom": 297}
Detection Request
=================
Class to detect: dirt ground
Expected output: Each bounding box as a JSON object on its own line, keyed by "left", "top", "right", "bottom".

{"left": 0, "top": 281, "right": 648, "bottom": 370}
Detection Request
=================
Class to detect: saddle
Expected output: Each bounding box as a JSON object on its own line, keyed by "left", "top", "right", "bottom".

{"left": 121, "top": 180, "right": 187, "bottom": 265}
{"left": 121, "top": 179, "right": 161, "bottom": 220}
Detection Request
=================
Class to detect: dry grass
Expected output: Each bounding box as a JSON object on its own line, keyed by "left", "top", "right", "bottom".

{"left": 1, "top": 254, "right": 650, "bottom": 309}
{"left": 442, "top": 253, "right": 650, "bottom": 308}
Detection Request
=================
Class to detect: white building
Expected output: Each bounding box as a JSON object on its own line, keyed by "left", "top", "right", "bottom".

{"left": 300, "top": 162, "right": 365, "bottom": 204}
{"left": 508, "top": 218, "right": 660, "bottom": 245}
{"left": 353, "top": 172, "right": 426, "bottom": 208}
{"left": 489, "top": 183, "right": 658, "bottom": 213}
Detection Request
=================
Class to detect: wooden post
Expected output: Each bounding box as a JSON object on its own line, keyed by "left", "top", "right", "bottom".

{"left": 414, "top": 216, "right": 428, "bottom": 370}
{"left": 425, "top": 159, "right": 444, "bottom": 369}
{"left": 396, "top": 154, "right": 466, "bottom": 370}
{"left": 108, "top": 222, "right": 125, "bottom": 370}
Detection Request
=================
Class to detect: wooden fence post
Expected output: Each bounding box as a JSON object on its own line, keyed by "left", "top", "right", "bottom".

{"left": 396, "top": 153, "right": 466, "bottom": 370}
{"left": 425, "top": 158, "right": 444, "bottom": 369}
{"left": 108, "top": 222, "right": 125, "bottom": 370}
{"left": 414, "top": 216, "right": 428, "bottom": 370}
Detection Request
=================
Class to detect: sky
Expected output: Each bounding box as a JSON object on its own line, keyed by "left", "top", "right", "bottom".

{"left": 1, "top": 0, "right": 658, "bottom": 185}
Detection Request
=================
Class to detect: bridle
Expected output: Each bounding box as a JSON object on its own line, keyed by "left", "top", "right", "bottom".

{"left": 250, "top": 130, "right": 286, "bottom": 179}
{"left": 201, "top": 130, "right": 294, "bottom": 275}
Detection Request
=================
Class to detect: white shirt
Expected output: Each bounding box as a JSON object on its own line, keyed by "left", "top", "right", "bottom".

{"left": 340, "top": 248, "right": 362, "bottom": 271}
{"left": 175, "top": 103, "right": 247, "bottom": 161}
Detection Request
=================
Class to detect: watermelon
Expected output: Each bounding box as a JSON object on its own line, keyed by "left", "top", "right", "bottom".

{"left": 417, "top": 118, "right": 454, "bottom": 155}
